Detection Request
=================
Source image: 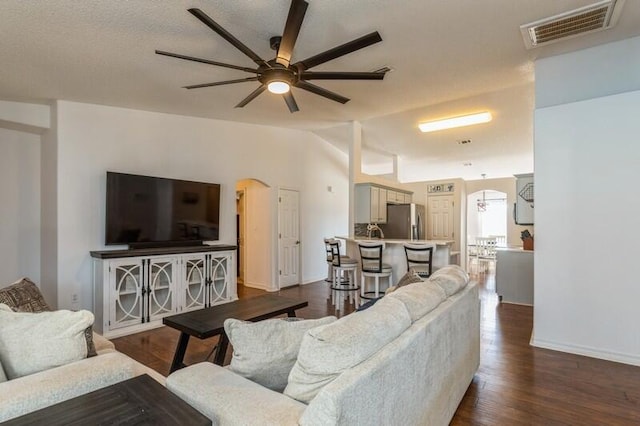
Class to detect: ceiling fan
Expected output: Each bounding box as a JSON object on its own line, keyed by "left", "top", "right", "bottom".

{"left": 156, "top": 0, "right": 387, "bottom": 113}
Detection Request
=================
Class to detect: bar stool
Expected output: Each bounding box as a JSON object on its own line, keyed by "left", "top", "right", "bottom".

{"left": 403, "top": 243, "right": 435, "bottom": 278}
{"left": 324, "top": 238, "right": 352, "bottom": 283}
{"left": 329, "top": 240, "right": 359, "bottom": 311}
{"left": 358, "top": 242, "right": 393, "bottom": 303}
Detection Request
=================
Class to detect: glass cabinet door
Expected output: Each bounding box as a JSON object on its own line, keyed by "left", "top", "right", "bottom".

{"left": 183, "top": 256, "right": 206, "bottom": 311}
{"left": 209, "top": 254, "right": 230, "bottom": 305}
{"left": 110, "top": 261, "right": 143, "bottom": 329}
{"left": 148, "top": 258, "right": 176, "bottom": 321}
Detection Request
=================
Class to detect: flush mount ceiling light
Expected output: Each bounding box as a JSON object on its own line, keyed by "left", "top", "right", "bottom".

{"left": 267, "top": 81, "right": 290, "bottom": 94}
{"left": 419, "top": 112, "right": 492, "bottom": 133}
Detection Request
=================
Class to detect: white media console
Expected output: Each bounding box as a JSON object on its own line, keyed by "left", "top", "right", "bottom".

{"left": 91, "top": 245, "right": 237, "bottom": 338}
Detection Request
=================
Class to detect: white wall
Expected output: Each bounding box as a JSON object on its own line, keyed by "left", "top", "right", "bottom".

{"left": 0, "top": 128, "right": 41, "bottom": 286}
{"left": 534, "top": 35, "right": 640, "bottom": 366}
{"left": 53, "top": 101, "right": 348, "bottom": 309}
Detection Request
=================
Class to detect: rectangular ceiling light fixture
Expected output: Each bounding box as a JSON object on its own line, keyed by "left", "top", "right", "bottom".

{"left": 418, "top": 112, "right": 492, "bottom": 133}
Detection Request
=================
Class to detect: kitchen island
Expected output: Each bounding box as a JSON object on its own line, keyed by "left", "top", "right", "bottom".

{"left": 337, "top": 237, "right": 455, "bottom": 284}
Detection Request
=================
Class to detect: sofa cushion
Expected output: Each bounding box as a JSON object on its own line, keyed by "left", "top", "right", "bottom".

{"left": 387, "top": 281, "right": 447, "bottom": 322}
{"left": 0, "top": 277, "right": 51, "bottom": 313}
{"left": 0, "top": 304, "right": 95, "bottom": 379}
{"left": 167, "top": 362, "right": 306, "bottom": 426}
{"left": 284, "top": 296, "right": 411, "bottom": 404}
{"left": 429, "top": 265, "right": 469, "bottom": 296}
{"left": 224, "top": 316, "right": 337, "bottom": 392}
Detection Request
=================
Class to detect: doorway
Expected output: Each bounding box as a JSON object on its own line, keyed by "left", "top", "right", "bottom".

{"left": 466, "top": 190, "right": 507, "bottom": 273}
{"left": 235, "top": 179, "right": 272, "bottom": 291}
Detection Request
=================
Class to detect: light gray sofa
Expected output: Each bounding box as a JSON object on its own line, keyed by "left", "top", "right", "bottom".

{"left": 167, "top": 267, "right": 480, "bottom": 425}
{"left": 0, "top": 279, "right": 165, "bottom": 422}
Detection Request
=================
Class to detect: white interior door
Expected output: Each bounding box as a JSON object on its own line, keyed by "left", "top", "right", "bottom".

{"left": 427, "top": 195, "right": 455, "bottom": 240}
{"left": 278, "top": 189, "right": 300, "bottom": 288}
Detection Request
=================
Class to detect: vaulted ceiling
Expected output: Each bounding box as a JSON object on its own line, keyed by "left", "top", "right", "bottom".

{"left": 2, "top": 0, "right": 639, "bottom": 181}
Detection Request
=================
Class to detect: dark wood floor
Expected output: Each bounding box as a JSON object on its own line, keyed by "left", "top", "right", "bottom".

{"left": 113, "top": 273, "right": 640, "bottom": 425}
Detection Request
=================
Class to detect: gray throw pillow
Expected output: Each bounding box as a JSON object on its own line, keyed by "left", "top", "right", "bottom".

{"left": 395, "top": 269, "right": 424, "bottom": 289}
{"left": 224, "top": 316, "right": 337, "bottom": 392}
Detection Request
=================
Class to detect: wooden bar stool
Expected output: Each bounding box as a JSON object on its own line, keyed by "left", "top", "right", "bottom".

{"left": 329, "top": 241, "right": 359, "bottom": 311}
{"left": 358, "top": 242, "right": 393, "bottom": 303}
{"left": 403, "top": 243, "right": 435, "bottom": 278}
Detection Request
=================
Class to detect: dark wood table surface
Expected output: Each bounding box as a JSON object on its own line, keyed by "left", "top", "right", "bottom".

{"left": 163, "top": 294, "right": 308, "bottom": 372}
{"left": 3, "top": 374, "right": 210, "bottom": 426}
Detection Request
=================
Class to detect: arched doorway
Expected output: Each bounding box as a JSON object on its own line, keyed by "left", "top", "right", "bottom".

{"left": 466, "top": 189, "right": 507, "bottom": 272}
{"left": 235, "top": 179, "right": 272, "bottom": 291}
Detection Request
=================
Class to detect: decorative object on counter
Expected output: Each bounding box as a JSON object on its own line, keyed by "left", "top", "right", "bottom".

{"left": 521, "top": 230, "right": 534, "bottom": 251}
{"left": 366, "top": 223, "right": 385, "bottom": 239}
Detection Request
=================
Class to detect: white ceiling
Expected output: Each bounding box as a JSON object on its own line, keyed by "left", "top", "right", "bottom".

{"left": 1, "top": 0, "right": 639, "bottom": 181}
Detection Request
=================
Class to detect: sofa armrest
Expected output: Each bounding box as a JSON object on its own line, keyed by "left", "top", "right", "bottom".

{"left": 167, "top": 362, "right": 306, "bottom": 426}
{"left": 0, "top": 351, "right": 164, "bottom": 422}
{"left": 93, "top": 331, "right": 116, "bottom": 354}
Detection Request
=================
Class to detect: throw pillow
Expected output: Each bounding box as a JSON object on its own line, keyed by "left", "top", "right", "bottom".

{"left": 284, "top": 296, "right": 411, "bottom": 404}
{"left": 387, "top": 268, "right": 423, "bottom": 294}
{"left": 0, "top": 277, "right": 51, "bottom": 313}
{"left": 224, "top": 316, "right": 337, "bottom": 392}
{"left": 0, "top": 304, "right": 95, "bottom": 379}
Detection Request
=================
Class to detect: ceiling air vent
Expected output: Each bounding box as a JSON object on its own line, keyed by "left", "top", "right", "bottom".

{"left": 520, "top": 0, "right": 625, "bottom": 49}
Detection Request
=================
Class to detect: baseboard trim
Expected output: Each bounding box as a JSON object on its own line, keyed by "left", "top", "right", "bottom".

{"left": 530, "top": 337, "right": 640, "bottom": 367}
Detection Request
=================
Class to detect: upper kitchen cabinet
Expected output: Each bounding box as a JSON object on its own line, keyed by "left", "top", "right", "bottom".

{"left": 355, "top": 183, "right": 413, "bottom": 224}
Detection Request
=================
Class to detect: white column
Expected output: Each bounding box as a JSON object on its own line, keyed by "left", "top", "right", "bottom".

{"left": 348, "top": 121, "right": 362, "bottom": 238}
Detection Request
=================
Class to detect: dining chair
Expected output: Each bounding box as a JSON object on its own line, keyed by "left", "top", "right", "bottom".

{"left": 358, "top": 242, "right": 393, "bottom": 303}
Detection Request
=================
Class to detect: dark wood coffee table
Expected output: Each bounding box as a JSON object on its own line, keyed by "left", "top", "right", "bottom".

{"left": 163, "top": 294, "right": 308, "bottom": 372}
{"left": 4, "top": 374, "right": 210, "bottom": 425}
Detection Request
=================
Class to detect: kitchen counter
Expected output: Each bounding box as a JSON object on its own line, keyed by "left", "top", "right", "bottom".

{"left": 337, "top": 237, "right": 454, "bottom": 285}
{"left": 495, "top": 248, "right": 534, "bottom": 305}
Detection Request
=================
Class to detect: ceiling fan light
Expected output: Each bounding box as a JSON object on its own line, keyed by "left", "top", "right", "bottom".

{"left": 418, "top": 112, "right": 492, "bottom": 133}
{"left": 267, "top": 81, "right": 290, "bottom": 94}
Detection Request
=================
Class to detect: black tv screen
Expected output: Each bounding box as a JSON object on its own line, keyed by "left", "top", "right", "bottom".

{"left": 105, "top": 172, "right": 220, "bottom": 246}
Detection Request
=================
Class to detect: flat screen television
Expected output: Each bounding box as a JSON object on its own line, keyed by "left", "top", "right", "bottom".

{"left": 105, "top": 172, "right": 220, "bottom": 247}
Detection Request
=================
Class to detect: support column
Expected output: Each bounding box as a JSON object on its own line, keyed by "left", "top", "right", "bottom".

{"left": 348, "top": 121, "right": 362, "bottom": 238}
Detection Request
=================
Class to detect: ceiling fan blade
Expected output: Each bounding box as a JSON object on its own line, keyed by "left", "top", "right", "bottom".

{"left": 155, "top": 50, "right": 257, "bottom": 73}
{"left": 295, "top": 81, "right": 349, "bottom": 104}
{"left": 183, "top": 77, "right": 259, "bottom": 90}
{"left": 283, "top": 91, "right": 300, "bottom": 113}
{"left": 235, "top": 85, "right": 267, "bottom": 108}
{"left": 276, "top": 0, "right": 309, "bottom": 67}
{"left": 188, "top": 8, "right": 267, "bottom": 67}
{"left": 294, "top": 31, "right": 382, "bottom": 71}
{"left": 300, "top": 71, "right": 386, "bottom": 80}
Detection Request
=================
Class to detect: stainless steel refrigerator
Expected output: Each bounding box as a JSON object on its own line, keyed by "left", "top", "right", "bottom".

{"left": 382, "top": 204, "right": 425, "bottom": 240}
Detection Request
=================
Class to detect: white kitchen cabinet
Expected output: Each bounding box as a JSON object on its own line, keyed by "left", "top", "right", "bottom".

{"left": 355, "top": 184, "right": 413, "bottom": 224}
{"left": 92, "top": 246, "right": 237, "bottom": 338}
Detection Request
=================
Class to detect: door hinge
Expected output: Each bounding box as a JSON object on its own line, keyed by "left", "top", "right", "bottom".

{"left": 279, "top": 233, "right": 281, "bottom": 239}
{"left": 279, "top": 270, "right": 282, "bottom": 275}
{"left": 279, "top": 197, "right": 282, "bottom": 202}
